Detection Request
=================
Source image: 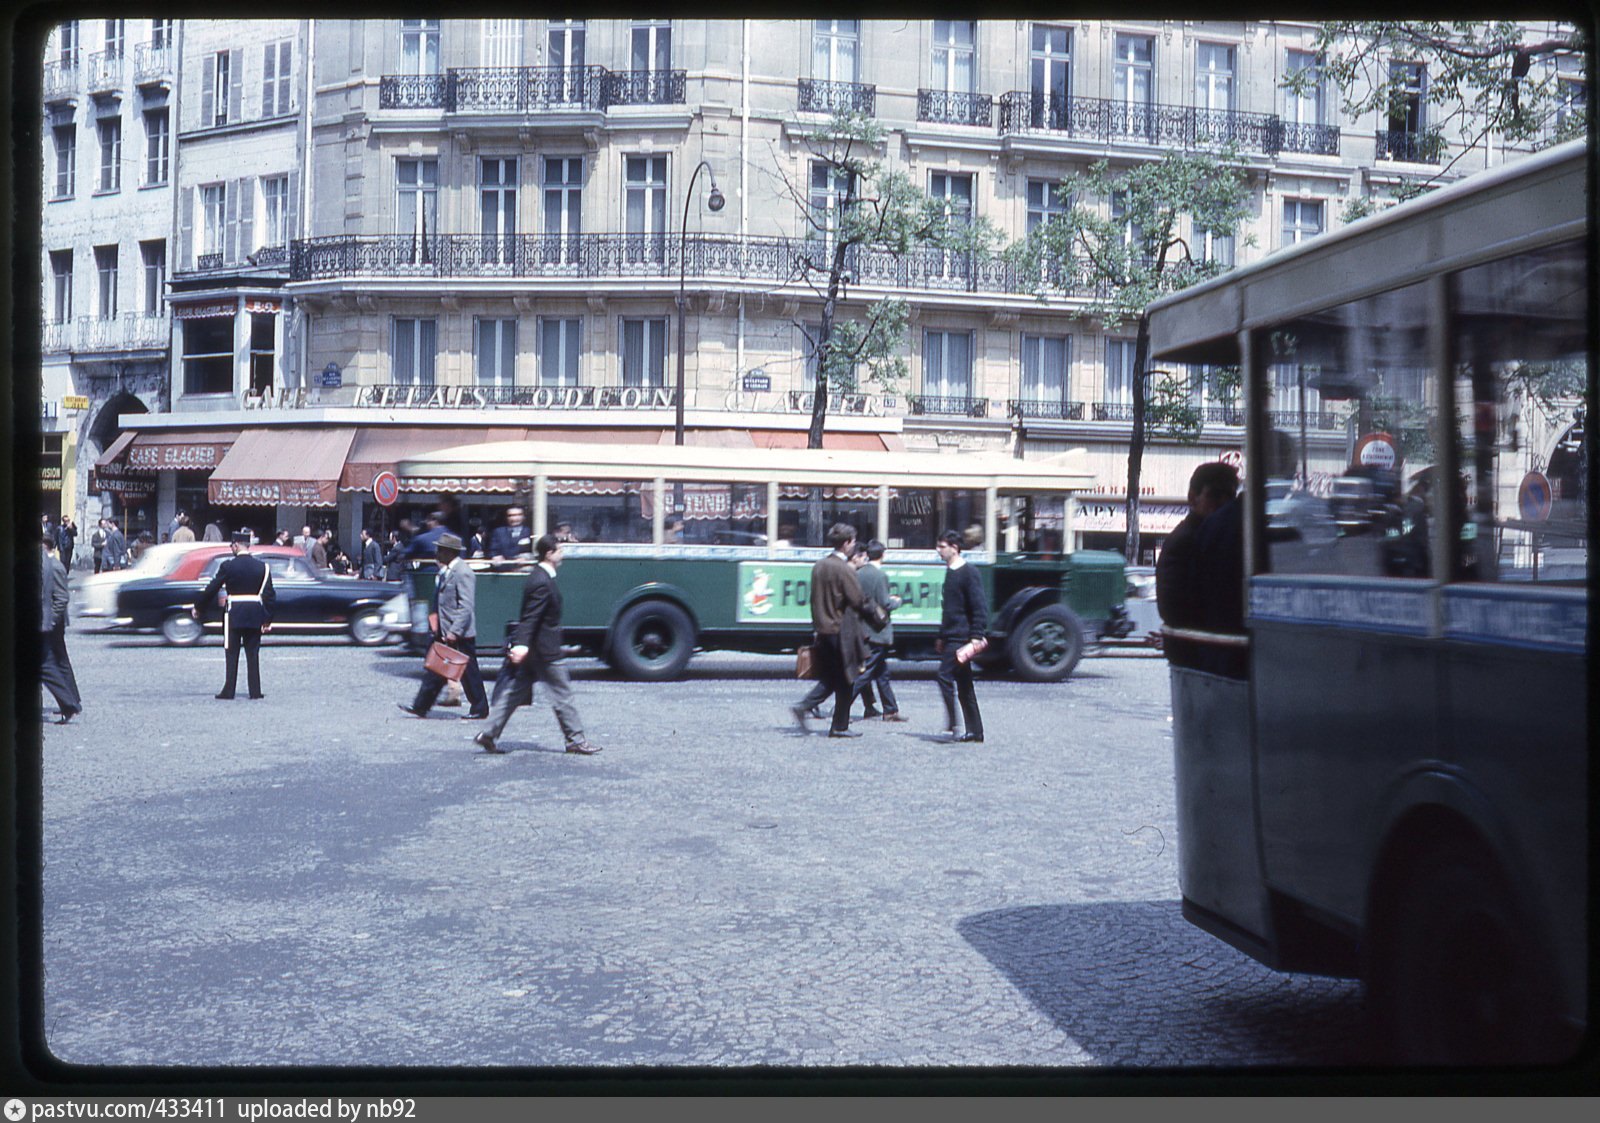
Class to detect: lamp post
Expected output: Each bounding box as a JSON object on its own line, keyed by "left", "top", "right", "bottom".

{"left": 675, "top": 160, "right": 725, "bottom": 446}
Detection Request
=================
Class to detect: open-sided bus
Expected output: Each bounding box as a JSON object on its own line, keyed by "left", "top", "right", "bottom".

{"left": 1146, "top": 138, "right": 1588, "bottom": 1063}
{"left": 392, "top": 440, "right": 1132, "bottom": 681}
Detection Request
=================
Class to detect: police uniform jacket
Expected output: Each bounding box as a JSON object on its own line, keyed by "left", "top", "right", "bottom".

{"left": 509, "top": 564, "right": 563, "bottom": 661}
{"left": 195, "top": 553, "right": 276, "bottom": 629}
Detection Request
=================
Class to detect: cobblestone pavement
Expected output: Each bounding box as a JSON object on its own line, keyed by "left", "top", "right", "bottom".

{"left": 34, "top": 618, "right": 1371, "bottom": 1071}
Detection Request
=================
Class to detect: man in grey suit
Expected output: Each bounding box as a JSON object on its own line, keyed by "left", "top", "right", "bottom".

{"left": 397, "top": 533, "right": 489, "bottom": 719}
{"left": 101, "top": 518, "right": 128, "bottom": 571}
{"left": 40, "top": 533, "right": 83, "bottom": 723}
{"left": 852, "top": 539, "right": 906, "bottom": 721}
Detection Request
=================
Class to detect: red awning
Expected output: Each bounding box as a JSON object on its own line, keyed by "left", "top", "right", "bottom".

{"left": 208, "top": 428, "right": 357, "bottom": 508}
{"left": 93, "top": 430, "right": 138, "bottom": 468}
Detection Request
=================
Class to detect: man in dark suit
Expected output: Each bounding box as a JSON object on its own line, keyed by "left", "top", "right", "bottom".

{"left": 40, "top": 533, "right": 82, "bottom": 724}
{"left": 192, "top": 530, "right": 276, "bottom": 700}
{"left": 1157, "top": 462, "right": 1239, "bottom": 671}
{"left": 487, "top": 506, "right": 532, "bottom": 560}
{"left": 791, "top": 523, "right": 882, "bottom": 739}
{"left": 398, "top": 533, "right": 489, "bottom": 720}
{"left": 474, "top": 534, "right": 600, "bottom": 756}
{"left": 359, "top": 527, "right": 384, "bottom": 580}
{"left": 936, "top": 528, "right": 989, "bottom": 743}
{"left": 101, "top": 518, "right": 128, "bottom": 572}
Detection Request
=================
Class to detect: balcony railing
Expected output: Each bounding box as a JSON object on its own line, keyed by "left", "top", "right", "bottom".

{"left": 602, "top": 69, "right": 687, "bottom": 107}
{"left": 1376, "top": 128, "right": 1444, "bottom": 164}
{"left": 999, "top": 91, "right": 1285, "bottom": 154}
{"left": 378, "top": 73, "right": 449, "bottom": 109}
{"left": 918, "top": 89, "right": 993, "bottom": 127}
{"left": 1092, "top": 402, "right": 1135, "bottom": 422}
{"left": 291, "top": 232, "right": 1108, "bottom": 300}
{"left": 88, "top": 50, "right": 124, "bottom": 93}
{"left": 378, "top": 66, "right": 685, "bottom": 111}
{"left": 43, "top": 320, "right": 73, "bottom": 353}
{"left": 250, "top": 244, "right": 290, "bottom": 268}
{"left": 196, "top": 252, "right": 224, "bottom": 271}
{"left": 43, "top": 60, "right": 79, "bottom": 101}
{"left": 797, "top": 78, "right": 876, "bottom": 117}
{"left": 133, "top": 41, "right": 174, "bottom": 85}
{"left": 1278, "top": 120, "right": 1341, "bottom": 156}
{"left": 1267, "top": 408, "right": 1344, "bottom": 431}
{"left": 75, "top": 312, "right": 170, "bottom": 353}
{"left": 908, "top": 394, "right": 990, "bottom": 418}
{"left": 1008, "top": 399, "right": 1085, "bottom": 421}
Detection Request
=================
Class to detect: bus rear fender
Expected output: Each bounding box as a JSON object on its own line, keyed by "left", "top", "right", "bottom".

{"left": 603, "top": 583, "right": 702, "bottom": 645}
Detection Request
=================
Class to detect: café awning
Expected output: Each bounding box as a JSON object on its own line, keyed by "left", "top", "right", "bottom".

{"left": 208, "top": 428, "right": 357, "bottom": 508}
{"left": 93, "top": 431, "right": 138, "bottom": 468}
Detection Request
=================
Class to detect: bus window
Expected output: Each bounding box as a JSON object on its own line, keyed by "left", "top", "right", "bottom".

{"left": 547, "top": 479, "right": 653, "bottom": 544}
{"left": 886, "top": 487, "right": 986, "bottom": 550}
{"left": 1260, "top": 279, "right": 1438, "bottom": 578}
{"left": 777, "top": 485, "right": 879, "bottom": 547}
{"left": 1450, "top": 240, "right": 1588, "bottom": 584}
{"left": 661, "top": 480, "right": 768, "bottom": 545}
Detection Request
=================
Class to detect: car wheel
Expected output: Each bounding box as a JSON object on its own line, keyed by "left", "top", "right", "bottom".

{"left": 161, "top": 611, "right": 203, "bottom": 646}
{"left": 1006, "top": 604, "right": 1084, "bottom": 682}
{"left": 608, "top": 600, "right": 694, "bottom": 681}
{"left": 348, "top": 608, "right": 387, "bottom": 646}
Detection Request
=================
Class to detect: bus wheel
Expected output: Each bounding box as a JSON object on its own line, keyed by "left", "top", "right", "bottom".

{"left": 608, "top": 601, "right": 694, "bottom": 681}
{"left": 1006, "top": 605, "right": 1084, "bottom": 682}
{"left": 1366, "top": 839, "right": 1558, "bottom": 1064}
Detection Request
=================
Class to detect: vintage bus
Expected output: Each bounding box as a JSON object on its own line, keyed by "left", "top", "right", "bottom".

{"left": 1146, "top": 138, "right": 1588, "bottom": 1063}
{"left": 391, "top": 440, "right": 1133, "bottom": 681}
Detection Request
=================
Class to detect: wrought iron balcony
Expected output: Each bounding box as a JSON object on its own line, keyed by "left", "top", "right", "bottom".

{"left": 196, "top": 252, "right": 225, "bottom": 271}
{"left": 1008, "top": 399, "right": 1085, "bottom": 421}
{"left": 87, "top": 50, "right": 124, "bottom": 93}
{"left": 918, "top": 89, "right": 993, "bottom": 127}
{"left": 1092, "top": 402, "right": 1136, "bottom": 422}
{"left": 133, "top": 41, "right": 174, "bottom": 86}
{"left": 43, "top": 60, "right": 79, "bottom": 101}
{"left": 1376, "top": 128, "right": 1444, "bottom": 164}
{"left": 249, "top": 244, "right": 290, "bottom": 268}
{"left": 75, "top": 312, "right": 170, "bottom": 353}
{"left": 1195, "top": 404, "right": 1244, "bottom": 426}
{"left": 798, "top": 78, "right": 876, "bottom": 117}
{"left": 379, "top": 66, "right": 685, "bottom": 111}
{"left": 43, "top": 321, "right": 73, "bottom": 354}
{"left": 1278, "top": 120, "right": 1341, "bottom": 157}
{"left": 602, "top": 69, "right": 687, "bottom": 107}
{"left": 1267, "top": 408, "right": 1343, "bottom": 432}
{"left": 908, "top": 394, "right": 990, "bottom": 418}
{"left": 378, "top": 73, "right": 449, "bottom": 110}
{"left": 1000, "top": 91, "right": 1285, "bottom": 154}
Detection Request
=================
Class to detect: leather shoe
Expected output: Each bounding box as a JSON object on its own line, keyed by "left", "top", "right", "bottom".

{"left": 215, "top": 692, "right": 235, "bottom": 700}
{"left": 790, "top": 704, "right": 811, "bottom": 731}
{"left": 957, "top": 732, "right": 985, "bottom": 743}
{"left": 882, "top": 712, "right": 909, "bottom": 723}
{"left": 248, "top": 694, "right": 265, "bottom": 700}
{"left": 806, "top": 706, "right": 826, "bottom": 719}
{"left": 474, "top": 731, "right": 504, "bottom": 754}
{"left": 827, "top": 729, "right": 863, "bottom": 739}
{"left": 54, "top": 711, "right": 76, "bottom": 725}
{"left": 861, "top": 707, "right": 882, "bottom": 719}
{"left": 565, "top": 741, "right": 602, "bottom": 755}
{"left": 461, "top": 711, "right": 489, "bottom": 720}
{"left": 397, "top": 703, "right": 426, "bottom": 718}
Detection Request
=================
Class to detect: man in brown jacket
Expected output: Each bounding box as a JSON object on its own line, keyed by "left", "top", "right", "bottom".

{"left": 792, "top": 523, "right": 882, "bottom": 738}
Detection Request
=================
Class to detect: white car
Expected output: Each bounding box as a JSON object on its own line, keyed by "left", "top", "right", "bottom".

{"left": 76, "top": 541, "right": 220, "bottom": 621}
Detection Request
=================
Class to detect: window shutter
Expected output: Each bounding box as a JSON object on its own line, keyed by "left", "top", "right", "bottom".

{"left": 228, "top": 49, "right": 243, "bottom": 124}
{"left": 201, "top": 55, "right": 215, "bottom": 127}
{"left": 179, "top": 185, "right": 193, "bottom": 268}
{"left": 285, "top": 170, "right": 300, "bottom": 243}
{"left": 280, "top": 42, "right": 293, "bottom": 113}
{"left": 262, "top": 43, "right": 276, "bottom": 115}
{"left": 240, "top": 176, "right": 255, "bottom": 256}
{"left": 224, "top": 178, "right": 239, "bottom": 263}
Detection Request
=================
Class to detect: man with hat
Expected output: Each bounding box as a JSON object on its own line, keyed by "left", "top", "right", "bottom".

{"left": 397, "top": 532, "right": 489, "bottom": 720}
{"left": 192, "top": 530, "right": 276, "bottom": 700}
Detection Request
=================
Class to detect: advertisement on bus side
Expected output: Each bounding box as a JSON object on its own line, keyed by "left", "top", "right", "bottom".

{"left": 737, "top": 562, "right": 947, "bottom": 625}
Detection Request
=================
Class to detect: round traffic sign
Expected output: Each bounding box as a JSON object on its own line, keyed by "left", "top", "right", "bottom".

{"left": 1518, "top": 471, "right": 1552, "bottom": 522}
{"left": 1354, "top": 431, "right": 1399, "bottom": 472}
{"left": 372, "top": 470, "right": 400, "bottom": 507}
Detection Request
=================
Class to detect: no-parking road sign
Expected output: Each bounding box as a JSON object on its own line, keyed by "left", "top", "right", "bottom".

{"left": 373, "top": 470, "right": 400, "bottom": 507}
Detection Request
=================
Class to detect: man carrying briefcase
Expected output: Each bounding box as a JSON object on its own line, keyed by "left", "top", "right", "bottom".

{"left": 397, "top": 534, "right": 489, "bottom": 720}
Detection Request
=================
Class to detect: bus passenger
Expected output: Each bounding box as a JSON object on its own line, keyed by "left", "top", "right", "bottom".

{"left": 1157, "top": 462, "right": 1239, "bottom": 670}
{"left": 489, "top": 507, "right": 532, "bottom": 560}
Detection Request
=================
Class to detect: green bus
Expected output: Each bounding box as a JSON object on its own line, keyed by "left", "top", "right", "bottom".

{"left": 392, "top": 440, "right": 1130, "bottom": 681}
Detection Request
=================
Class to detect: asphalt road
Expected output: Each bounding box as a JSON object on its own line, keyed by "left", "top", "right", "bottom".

{"left": 33, "top": 620, "right": 1371, "bottom": 1073}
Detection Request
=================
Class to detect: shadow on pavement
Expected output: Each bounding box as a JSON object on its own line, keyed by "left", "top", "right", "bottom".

{"left": 958, "top": 899, "right": 1376, "bottom": 1069}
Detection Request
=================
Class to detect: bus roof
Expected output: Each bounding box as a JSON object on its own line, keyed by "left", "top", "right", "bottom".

{"left": 397, "top": 439, "right": 1097, "bottom": 493}
{"left": 1147, "top": 138, "right": 1589, "bottom": 365}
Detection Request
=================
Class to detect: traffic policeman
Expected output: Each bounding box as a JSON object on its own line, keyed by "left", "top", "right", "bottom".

{"left": 192, "top": 529, "right": 276, "bottom": 700}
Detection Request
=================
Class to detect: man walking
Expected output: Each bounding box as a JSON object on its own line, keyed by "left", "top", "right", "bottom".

{"left": 57, "top": 517, "right": 78, "bottom": 570}
{"left": 398, "top": 534, "right": 489, "bottom": 721}
{"left": 852, "top": 539, "right": 906, "bottom": 722}
{"left": 90, "top": 519, "right": 107, "bottom": 574}
{"left": 101, "top": 518, "right": 128, "bottom": 572}
{"left": 172, "top": 513, "right": 196, "bottom": 542}
{"left": 359, "top": 527, "right": 384, "bottom": 580}
{"left": 791, "top": 523, "right": 882, "bottom": 739}
{"left": 935, "top": 529, "right": 988, "bottom": 743}
{"left": 40, "top": 533, "right": 82, "bottom": 724}
{"left": 192, "top": 529, "right": 275, "bottom": 700}
{"left": 474, "top": 534, "right": 600, "bottom": 756}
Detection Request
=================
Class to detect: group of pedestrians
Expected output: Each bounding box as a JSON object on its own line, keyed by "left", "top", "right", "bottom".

{"left": 790, "top": 524, "right": 989, "bottom": 743}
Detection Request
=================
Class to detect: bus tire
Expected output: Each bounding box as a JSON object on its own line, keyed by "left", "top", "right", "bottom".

{"left": 608, "top": 601, "right": 694, "bottom": 681}
{"left": 1006, "top": 604, "right": 1084, "bottom": 682}
{"left": 1366, "top": 835, "right": 1560, "bottom": 1064}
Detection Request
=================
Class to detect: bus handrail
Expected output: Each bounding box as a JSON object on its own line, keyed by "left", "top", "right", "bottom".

{"left": 1160, "top": 625, "right": 1250, "bottom": 648}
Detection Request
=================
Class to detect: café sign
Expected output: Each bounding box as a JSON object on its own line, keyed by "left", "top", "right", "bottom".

{"left": 210, "top": 479, "right": 336, "bottom": 507}
{"left": 128, "top": 442, "right": 229, "bottom": 469}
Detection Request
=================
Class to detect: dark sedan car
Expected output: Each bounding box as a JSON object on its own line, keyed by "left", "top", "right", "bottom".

{"left": 114, "top": 546, "right": 398, "bottom": 646}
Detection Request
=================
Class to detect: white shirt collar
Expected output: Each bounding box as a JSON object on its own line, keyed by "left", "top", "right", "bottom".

{"left": 539, "top": 560, "right": 558, "bottom": 578}
{"left": 948, "top": 554, "right": 968, "bottom": 570}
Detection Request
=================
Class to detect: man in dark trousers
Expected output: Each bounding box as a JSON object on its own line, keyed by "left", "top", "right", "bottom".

{"left": 40, "top": 533, "right": 82, "bottom": 724}
{"left": 397, "top": 533, "right": 489, "bottom": 720}
{"left": 852, "top": 539, "right": 906, "bottom": 722}
{"left": 192, "top": 530, "right": 276, "bottom": 700}
{"left": 936, "top": 528, "right": 988, "bottom": 743}
{"left": 1156, "top": 461, "right": 1239, "bottom": 670}
{"left": 101, "top": 518, "right": 128, "bottom": 572}
{"left": 359, "top": 527, "right": 384, "bottom": 580}
{"left": 474, "top": 534, "right": 601, "bottom": 756}
{"left": 791, "top": 523, "right": 882, "bottom": 739}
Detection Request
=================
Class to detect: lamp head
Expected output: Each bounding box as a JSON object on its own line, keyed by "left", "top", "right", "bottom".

{"left": 707, "top": 186, "right": 726, "bottom": 212}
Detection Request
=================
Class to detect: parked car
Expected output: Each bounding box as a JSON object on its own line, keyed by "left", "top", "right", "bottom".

{"left": 77, "top": 541, "right": 219, "bottom": 619}
{"left": 114, "top": 546, "right": 397, "bottom": 646}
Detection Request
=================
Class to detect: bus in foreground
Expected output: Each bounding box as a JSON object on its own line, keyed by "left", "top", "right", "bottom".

{"left": 391, "top": 440, "right": 1132, "bottom": 681}
{"left": 1146, "top": 138, "right": 1587, "bottom": 1064}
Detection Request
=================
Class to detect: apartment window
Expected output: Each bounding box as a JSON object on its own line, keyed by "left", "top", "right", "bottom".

{"left": 1285, "top": 49, "right": 1325, "bottom": 125}
{"left": 97, "top": 117, "right": 121, "bottom": 193}
{"left": 1196, "top": 43, "right": 1235, "bottom": 111}
{"left": 104, "top": 19, "right": 125, "bottom": 57}
{"left": 1112, "top": 191, "right": 1147, "bottom": 256}
{"left": 182, "top": 317, "right": 233, "bottom": 395}
{"left": 58, "top": 21, "right": 79, "bottom": 66}
{"left": 624, "top": 155, "right": 667, "bottom": 236}
{"left": 151, "top": 19, "right": 173, "bottom": 50}
{"left": 929, "top": 171, "right": 974, "bottom": 222}
{"left": 803, "top": 322, "right": 857, "bottom": 389}
{"left": 143, "top": 108, "right": 168, "bottom": 185}
{"left": 1200, "top": 227, "right": 1235, "bottom": 267}
{"left": 1021, "top": 335, "right": 1070, "bottom": 402}
{"left": 1555, "top": 54, "right": 1585, "bottom": 130}
{"left": 260, "top": 176, "right": 289, "bottom": 248}
{"left": 1389, "top": 62, "right": 1426, "bottom": 134}
{"left": 544, "top": 157, "right": 583, "bottom": 236}
{"left": 141, "top": 240, "right": 166, "bottom": 313}
{"left": 621, "top": 317, "right": 668, "bottom": 387}
{"left": 396, "top": 158, "right": 439, "bottom": 240}
{"left": 262, "top": 41, "right": 293, "bottom": 116}
{"left": 1282, "top": 199, "right": 1324, "bottom": 247}
{"left": 393, "top": 318, "right": 438, "bottom": 385}
{"left": 50, "top": 251, "right": 73, "bottom": 323}
{"left": 401, "top": 19, "right": 441, "bottom": 76}
{"left": 94, "top": 245, "right": 118, "bottom": 320}
{"left": 1026, "top": 179, "right": 1068, "bottom": 234}
{"left": 1114, "top": 34, "right": 1154, "bottom": 106}
{"left": 548, "top": 20, "right": 585, "bottom": 69}
{"left": 923, "top": 329, "right": 973, "bottom": 398}
{"left": 631, "top": 20, "right": 671, "bottom": 73}
{"left": 480, "top": 157, "right": 518, "bottom": 240}
{"left": 481, "top": 19, "right": 522, "bottom": 67}
{"left": 477, "top": 318, "right": 518, "bottom": 386}
{"left": 813, "top": 20, "right": 859, "bottom": 84}
{"left": 52, "top": 124, "right": 75, "bottom": 198}
{"left": 1104, "top": 339, "right": 1136, "bottom": 405}
{"left": 1030, "top": 24, "right": 1071, "bottom": 110}
{"left": 931, "top": 20, "right": 976, "bottom": 94}
{"left": 209, "top": 51, "right": 232, "bottom": 126}
{"left": 540, "top": 317, "right": 582, "bottom": 386}
{"left": 200, "top": 183, "right": 227, "bottom": 255}
{"left": 809, "top": 161, "right": 852, "bottom": 236}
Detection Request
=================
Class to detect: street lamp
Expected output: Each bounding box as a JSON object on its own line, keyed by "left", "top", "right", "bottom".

{"left": 675, "top": 160, "right": 725, "bottom": 446}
